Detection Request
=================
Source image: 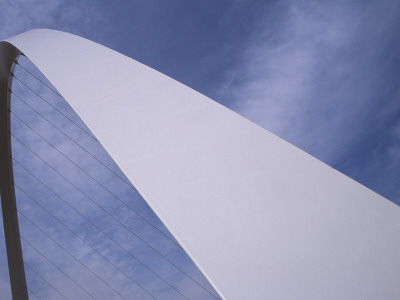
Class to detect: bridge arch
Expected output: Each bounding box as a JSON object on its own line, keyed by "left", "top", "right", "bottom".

{"left": 1, "top": 29, "right": 400, "bottom": 299}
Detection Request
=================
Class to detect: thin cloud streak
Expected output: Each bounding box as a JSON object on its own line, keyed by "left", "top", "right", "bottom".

{"left": 220, "top": 1, "right": 400, "bottom": 202}
{"left": 0, "top": 1, "right": 399, "bottom": 299}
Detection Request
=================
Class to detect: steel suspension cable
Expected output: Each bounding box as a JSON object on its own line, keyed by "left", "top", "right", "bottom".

{"left": 18, "top": 211, "right": 127, "bottom": 300}
{"left": 9, "top": 67, "right": 218, "bottom": 298}
{"left": 14, "top": 166, "right": 157, "bottom": 300}
{"left": 21, "top": 236, "right": 96, "bottom": 299}
{"left": 24, "top": 263, "right": 68, "bottom": 300}
{"left": 10, "top": 76, "right": 179, "bottom": 242}
{"left": 10, "top": 91, "right": 136, "bottom": 197}
{"left": 27, "top": 287, "right": 42, "bottom": 300}
{"left": 10, "top": 112, "right": 177, "bottom": 246}
{"left": 10, "top": 79, "right": 128, "bottom": 184}
{"left": 0, "top": 231, "right": 44, "bottom": 299}
{"left": 13, "top": 60, "right": 63, "bottom": 97}
{"left": 13, "top": 158, "right": 186, "bottom": 300}
{"left": 12, "top": 135, "right": 215, "bottom": 298}
{"left": 15, "top": 183, "right": 157, "bottom": 300}
{"left": 10, "top": 76, "right": 98, "bottom": 142}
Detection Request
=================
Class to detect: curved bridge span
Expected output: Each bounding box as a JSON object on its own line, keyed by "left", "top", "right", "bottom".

{"left": 1, "top": 29, "right": 400, "bottom": 299}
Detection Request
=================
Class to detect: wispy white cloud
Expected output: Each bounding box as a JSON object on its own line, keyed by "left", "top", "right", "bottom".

{"left": 1, "top": 1, "right": 399, "bottom": 299}
{"left": 0, "top": 0, "right": 103, "bottom": 40}
{"left": 218, "top": 1, "right": 400, "bottom": 201}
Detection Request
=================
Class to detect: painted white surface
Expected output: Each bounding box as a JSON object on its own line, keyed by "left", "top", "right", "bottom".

{"left": 5, "top": 29, "right": 400, "bottom": 299}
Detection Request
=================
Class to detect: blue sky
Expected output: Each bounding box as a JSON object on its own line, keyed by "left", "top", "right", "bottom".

{"left": 0, "top": 0, "right": 400, "bottom": 299}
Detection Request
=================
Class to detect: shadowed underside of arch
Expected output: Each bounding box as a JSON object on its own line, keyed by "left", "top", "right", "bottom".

{"left": 1, "top": 29, "right": 400, "bottom": 299}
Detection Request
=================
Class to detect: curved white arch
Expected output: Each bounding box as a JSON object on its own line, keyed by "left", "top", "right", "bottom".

{"left": 2, "top": 29, "right": 400, "bottom": 299}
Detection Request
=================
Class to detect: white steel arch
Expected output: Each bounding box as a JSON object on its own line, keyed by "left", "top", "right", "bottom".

{"left": 1, "top": 29, "right": 400, "bottom": 299}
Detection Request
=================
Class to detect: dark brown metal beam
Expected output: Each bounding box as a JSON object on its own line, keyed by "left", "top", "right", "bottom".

{"left": 0, "top": 42, "right": 28, "bottom": 300}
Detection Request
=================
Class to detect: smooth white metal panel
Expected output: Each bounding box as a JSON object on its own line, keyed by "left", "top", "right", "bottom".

{"left": 4, "top": 29, "right": 400, "bottom": 299}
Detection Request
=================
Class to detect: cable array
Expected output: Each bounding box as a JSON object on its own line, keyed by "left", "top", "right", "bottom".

{"left": 15, "top": 183, "right": 156, "bottom": 299}
{"left": 24, "top": 263, "right": 67, "bottom": 300}
{"left": 7, "top": 57, "right": 219, "bottom": 299}
{"left": 19, "top": 212, "right": 128, "bottom": 300}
